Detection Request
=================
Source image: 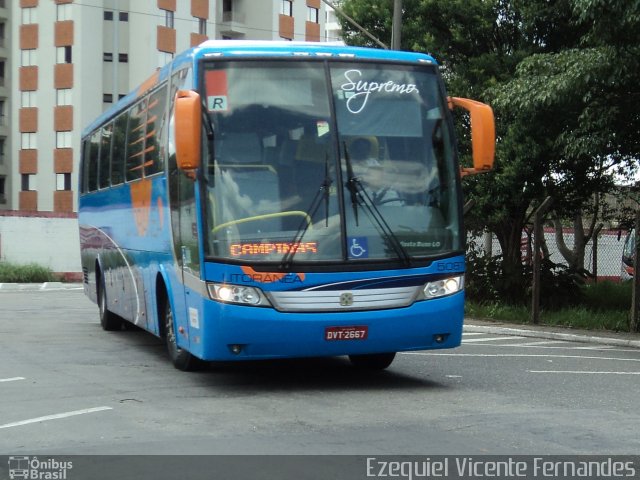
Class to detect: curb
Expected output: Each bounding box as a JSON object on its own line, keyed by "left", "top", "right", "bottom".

{"left": 464, "top": 323, "right": 640, "bottom": 350}
{"left": 0, "top": 282, "right": 84, "bottom": 291}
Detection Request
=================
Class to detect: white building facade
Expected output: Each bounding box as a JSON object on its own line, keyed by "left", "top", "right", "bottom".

{"left": 3, "top": 0, "right": 327, "bottom": 214}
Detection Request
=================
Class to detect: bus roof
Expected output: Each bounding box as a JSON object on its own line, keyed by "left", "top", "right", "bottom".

{"left": 83, "top": 41, "right": 438, "bottom": 137}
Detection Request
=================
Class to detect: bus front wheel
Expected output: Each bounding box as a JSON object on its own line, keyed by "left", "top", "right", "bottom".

{"left": 98, "top": 277, "right": 123, "bottom": 331}
{"left": 163, "top": 298, "right": 200, "bottom": 371}
{"left": 348, "top": 352, "right": 396, "bottom": 370}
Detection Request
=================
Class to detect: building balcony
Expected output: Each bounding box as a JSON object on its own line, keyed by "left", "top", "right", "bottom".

{"left": 220, "top": 10, "right": 247, "bottom": 36}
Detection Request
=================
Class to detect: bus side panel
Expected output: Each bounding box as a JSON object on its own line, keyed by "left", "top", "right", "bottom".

{"left": 79, "top": 176, "right": 174, "bottom": 331}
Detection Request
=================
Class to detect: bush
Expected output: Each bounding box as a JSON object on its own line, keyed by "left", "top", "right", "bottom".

{"left": 465, "top": 243, "right": 584, "bottom": 309}
{"left": 0, "top": 261, "right": 56, "bottom": 283}
{"left": 581, "top": 280, "right": 632, "bottom": 312}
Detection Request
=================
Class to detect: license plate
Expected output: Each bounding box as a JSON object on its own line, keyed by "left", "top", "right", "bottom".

{"left": 325, "top": 326, "right": 368, "bottom": 341}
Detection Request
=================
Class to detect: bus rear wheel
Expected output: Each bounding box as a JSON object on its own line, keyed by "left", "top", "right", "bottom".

{"left": 98, "top": 278, "right": 123, "bottom": 331}
{"left": 348, "top": 352, "right": 396, "bottom": 370}
{"left": 163, "top": 298, "right": 200, "bottom": 371}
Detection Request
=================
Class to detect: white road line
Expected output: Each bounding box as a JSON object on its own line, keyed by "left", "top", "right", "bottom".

{"left": 462, "top": 336, "right": 524, "bottom": 343}
{"left": 528, "top": 370, "right": 640, "bottom": 375}
{"left": 468, "top": 342, "right": 637, "bottom": 352}
{"left": 462, "top": 332, "right": 485, "bottom": 336}
{"left": 0, "top": 406, "right": 113, "bottom": 430}
{"left": 497, "top": 340, "right": 569, "bottom": 347}
{"left": 0, "top": 377, "right": 25, "bottom": 383}
{"left": 402, "top": 352, "right": 640, "bottom": 362}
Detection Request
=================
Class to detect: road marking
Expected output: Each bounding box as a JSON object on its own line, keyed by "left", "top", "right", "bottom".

{"left": 462, "top": 336, "right": 524, "bottom": 343}
{"left": 0, "top": 377, "right": 25, "bottom": 383}
{"left": 468, "top": 342, "right": 636, "bottom": 352}
{"left": 402, "top": 352, "right": 640, "bottom": 363}
{"left": 528, "top": 370, "right": 640, "bottom": 375}
{"left": 462, "top": 332, "right": 484, "bottom": 336}
{"left": 494, "top": 340, "right": 569, "bottom": 347}
{"left": 0, "top": 406, "right": 113, "bottom": 430}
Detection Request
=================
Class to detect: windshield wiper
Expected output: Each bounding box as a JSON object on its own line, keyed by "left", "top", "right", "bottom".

{"left": 200, "top": 100, "right": 216, "bottom": 184}
{"left": 343, "top": 142, "right": 360, "bottom": 226}
{"left": 279, "top": 155, "right": 333, "bottom": 269}
{"left": 342, "top": 142, "right": 412, "bottom": 267}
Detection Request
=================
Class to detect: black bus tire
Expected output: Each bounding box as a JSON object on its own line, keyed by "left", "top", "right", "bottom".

{"left": 163, "top": 297, "right": 200, "bottom": 371}
{"left": 98, "top": 277, "right": 123, "bottom": 331}
{"left": 348, "top": 352, "right": 396, "bottom": 370}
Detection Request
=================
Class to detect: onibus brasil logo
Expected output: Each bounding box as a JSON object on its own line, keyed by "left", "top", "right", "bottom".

{"left": 8, "top": 456, "right": 73, "bottom": 479}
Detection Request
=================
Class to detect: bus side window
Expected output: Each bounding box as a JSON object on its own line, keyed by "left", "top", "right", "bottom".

{"left": 87, "top": 130, "right": 100, "bottom": 192}
{"left": 126, "top": 97, "right": 148, "bottom": 182}
{"left": 110, "top": 112, "right": 129, "bottom": 186}
{"left": 98, "top": 122, "right": 113, "bottom": 189}
{"left": 144, "top": 85, "right": 169, "bottom": 177}
{"left": 80, "top": 139, "right": 89, "bottom": 194}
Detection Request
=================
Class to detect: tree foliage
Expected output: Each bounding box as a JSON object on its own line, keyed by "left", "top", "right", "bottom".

{"left": 339, "top": 0, "right": 640, "bottom": 283}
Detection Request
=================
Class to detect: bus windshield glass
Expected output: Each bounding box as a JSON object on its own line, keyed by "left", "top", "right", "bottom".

{"left": 202, "top": 60, "right": 460, "bottom": 264}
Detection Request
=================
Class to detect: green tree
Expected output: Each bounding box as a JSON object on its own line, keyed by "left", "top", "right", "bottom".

{"left": 339, "top": 0, "right": 640, "bottom": 293}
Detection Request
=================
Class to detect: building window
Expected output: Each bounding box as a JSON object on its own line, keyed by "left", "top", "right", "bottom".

{"left": 103, "top": 52, "right": 113, "bottom": 62}
{"left": 199, "top": 18, "right": 207, "bottom": 35}
{"left": 0, "top": 176, "right": 5, "bottom": 203}
{"left": 21, "top": 174, "right": 33, "bottom": 191}
{"left": 119, "top": 53, "right": 128, "bottom": 63}
{"left": 104, "top": 10, "right": 113, "bottom": 21}
{"left": 0, "top": 22, "right": 5, "bottom": 48}
{"left": 223, "top": 0, "right": 233, "bottom": 13}
{"left": 56, "top": 132, "right": 72, "bottom": 149}
{"left": 164, "top": 10, "right": 174, "bottom": 28}
{"left": 281, "top": 0, "right": 293, "bottom": 16}
{"left": 0, "top": 60, "right": 4, "bottom": 85}
{"left": 307, "top": 7, "right": 319, "bottom": 23}
{"left": 56, "top": 173, "right": 72, "bottom": 191}
{"left": 103, "top": 94, "right": 113, "bottom": 103}
{"left": 0, "top": 137, "right": 5, "bottom": 164}
{"left": 21, "top": 49, "right": 37, "bottom": 67}
{"left": 21, "top": 91, "right": 36, "bottom": 108}
{"left": 21, "top": 133, "right": 37, "bottom": 150}
{"left": 22, "top": 7, "right": 37, "bottom": 25}
{"left": 56, "top": 46, "right": 72, "bottom": 64}
{"left": 119, "top": 12, "right": 129, "bottom": 22}
{"left": 0, "top": 100, "right": 4, "bottom": 125}
{"left": 57, "top": 4, "right": 72, "bottom": 21}
{"left": 158, "top": 52, "right": 173, "bottom": 68}
{"left": 56, "top": 89, "right": 72, "bottom": 106}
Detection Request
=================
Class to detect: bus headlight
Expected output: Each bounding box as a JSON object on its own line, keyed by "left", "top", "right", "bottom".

{"left": 420, "top": 275, "right": 464, "bottom": 300}
{"left": 207, "top": 283, "right": 271, "bottom": 307}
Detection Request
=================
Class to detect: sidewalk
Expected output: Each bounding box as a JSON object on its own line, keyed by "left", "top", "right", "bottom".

{"left": 465, "top": 318, "right": 640, "bottom": 349}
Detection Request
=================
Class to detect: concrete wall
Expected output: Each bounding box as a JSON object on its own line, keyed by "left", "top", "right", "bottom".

{"left": 0, "top": 212, "right": 81, "bottom": 277}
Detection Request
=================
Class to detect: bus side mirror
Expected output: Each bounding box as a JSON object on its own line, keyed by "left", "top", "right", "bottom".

{"left": 448, "top": 97, "right": 495, "bottom": 177}
{"left": 174, "top": 90, "right": 202, "bottom": 171}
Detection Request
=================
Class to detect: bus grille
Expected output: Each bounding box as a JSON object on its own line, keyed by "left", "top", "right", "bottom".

{"left": 267, "top": 286, "right": 420, "bottom": 312}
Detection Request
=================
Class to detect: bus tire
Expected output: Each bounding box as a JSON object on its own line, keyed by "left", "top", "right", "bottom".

{"left": 348, "top": 352, "right": 396, "bottom": 370}
{"left": 163, "top": 297, "right": 200, "bottom": 371}
{"left": 98, "top": 277, "right": 123, "bottom": 331}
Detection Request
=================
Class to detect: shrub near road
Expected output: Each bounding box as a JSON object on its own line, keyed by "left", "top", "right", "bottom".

{"left": 0, "top": 261, "right": 56, "bottom": 283}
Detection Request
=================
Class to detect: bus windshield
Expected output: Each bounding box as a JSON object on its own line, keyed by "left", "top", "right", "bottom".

{"left": 202, "top": 60, "right": 460, "bottom": 264}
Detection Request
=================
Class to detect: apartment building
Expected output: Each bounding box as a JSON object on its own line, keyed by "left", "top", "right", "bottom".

{"left": 0, "top": 0, "right": 9, "bottom": 208}
{"left": 3, "top": 0, "right": 327, "bottom": 213}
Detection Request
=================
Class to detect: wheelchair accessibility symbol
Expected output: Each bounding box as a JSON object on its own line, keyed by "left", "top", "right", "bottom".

{"left": 348, "top": 237, "right": 368, "bottom": 258}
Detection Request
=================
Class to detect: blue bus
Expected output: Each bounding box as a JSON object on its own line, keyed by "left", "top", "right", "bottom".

{"left": 79, "top": 40, "right": 494, "bottom": 371}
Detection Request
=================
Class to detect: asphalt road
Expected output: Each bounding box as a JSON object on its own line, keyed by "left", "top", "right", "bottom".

{"left": 1, "top": 288, "right": 639, "bottom": 460}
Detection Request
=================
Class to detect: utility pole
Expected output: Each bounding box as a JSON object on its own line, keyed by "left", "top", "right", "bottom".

{"left": 391, "top": 0, "right": 403, "bottom": 50}
{"left": 320, "top": 0, "right": 389, "bottom": 49}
